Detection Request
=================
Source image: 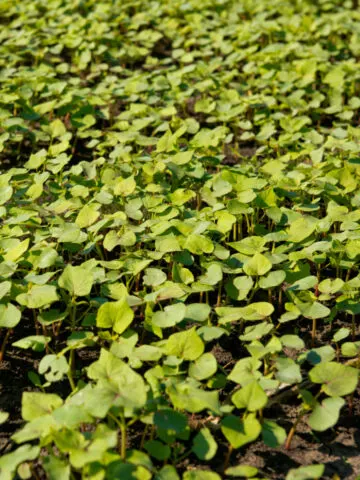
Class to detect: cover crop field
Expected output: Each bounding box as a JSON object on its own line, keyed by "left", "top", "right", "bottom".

{"left": 0, "top": 0, "right": 360, "bottom": 478}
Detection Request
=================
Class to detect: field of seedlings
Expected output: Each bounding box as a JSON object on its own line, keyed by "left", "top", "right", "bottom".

{"left": 0, "top": 0, "right": 360, "bottom": 478}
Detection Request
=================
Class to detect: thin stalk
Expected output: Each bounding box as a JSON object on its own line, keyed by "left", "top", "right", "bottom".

{"left": 95, "top": 242, "right": 105, "bottom": 261}
{"left": 42, "top": 325, "right": 50, "bottom": 353}
{"left": 33, "top": 310, "right": 40, "bottom": 335}
{"left": 108, "top": 411, "right": 127, "bottom": 459}
{"left": 278, "top": 288, "right": 283, "bottom": 309}
{"left": 0, "top": 329, "right": 11, "bottom": 362}
{"left": 238, "top": 220, "right": 242, "bottom": 240}
{"left": 345, "top": 269, "right": 352, "bottom": 283}
{"left": 216, "top": 282, "right": 222, "bottom": 307}
{"left": 71, "top": 300, "right": 77, "bottom": 329}
{"left": 196, "top": 193, "right": 201, "bottom": 211}
{"left": 140, "top": 424, "right": 148, "bottom": 450}
{"left": 335, "top": 342, "right": 340, "bottom": 362}
{"left": 244, "top": 214, "right": 251, "bottom": 234}
{"left": 352, "top": 314, "right": 356, "bottom": 341}
{"left": 223, "top": 444, "right": 233, "bottom": 472}
{"left": 311, "top": 317, "right": 317, "bottom": 347}
{"left": 348, "top": 392, "right": 354, "bottom": 415}
{"left": 120, "top": 419, "right": 127, "bottom": 460}
{"left": 285, "top": 412, "right": 304, "bottom": 450}
{"left": 67, "top": 353, "right": 76, "bottom": 392}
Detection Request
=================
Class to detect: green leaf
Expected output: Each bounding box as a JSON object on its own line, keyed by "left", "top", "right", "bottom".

{"left": 0, "top": 185, "right": 12, "bottom": 205}
{"left": 49, "top": 119, "right": 66, "bottom": 138}
{"left": 287, "top": 217, "right": 317, "bottom": 243}
{"left": 288, "top": 276, "right": 317, "bottom": 291}
{"left": 243, "top": 253, "right": 272, "bottom": 276}
{"left": 239, "top": 322, "right": 273, "bottom": 342}
{"left": 183, "top": 471, "right": 221, "bottom": 480}
{"left": 144, "top": 440, "right": 170, "bottom": 461}
{"left": 259, "top": 270, "right": 286, "bottom": 289}
{"left": 261, "top": 420, "right": 286, "bottom": 447}
{"left": 318, "top": 278, "right": 344, "bottom": 294}
{"left": 75, "top": 204, "right": 100, "bottom": 228}
{"left": 114, "top": 175, "right": 136, "bottom": 196}
{"left": 0, "top": 281, "right": 11, "bottom": 300}
{"left": 241, "top": 302, "right": 274, "bottom": 321}
{"left": 341, "top": 341, "right": 360, "bottom": 357}
{"left": 0, "top": 411, "right": 9, "bottom": 424}
{"left": 229, "top": 276, "right": 254, "bottom": 301}
{"left": 0, "top": 303, "right": 21, "bottom": 328}
{"left": 198, "top": 264, "right": 223, "bottom": 285}
{"left": 165, "top": 327, "right": 204, "bottom": 360}
{"left": 152, "top": 303, "right": 186, "bottom": 328}
{"left": 275, "top": 357, "right": 302, "bottom": 385}
{"left": 184, "top": 234, "right": 214, "bottom": 255}
{"left": 167, "top": 383, "right": 220, "bottom": 414}
{"left": 189, "top": 353, "right": 217, "bottom": 381}
{"left": 228, "top": 358, "right": 262, "bottom": 386}
{"left": 308, "top": 397, "right": 345, "bottom": 432}
{"left": 155, "top": 466, "right": 180, "bottom": 480}
{"left": 24, "top": 149, "right": 47, "bottom": 170}
{"left": 298, "top": 301, "right": 330, "bottom": 320}
{"left": 225, "top": 465, "right": 258, "bottom": 477}
{"left": 231, "top": 381, "right": 268, "bottom": 411}
{"left": 58, "top": 265, "right": 93, "bottom": 297}
{"left": 192, "top": 428, "right": 218, "bottom": 461}
{"left": 0, "top": 445, "right": 40, "bottom": 480}
{"left": 300, "top": 345, "right": 335, "bottom": 365}
{"left": 96, "top": 298, "right": 134, "bottom": 335}
{"left": 143, "top": 268, "right": 167, "bottom": 287}
{"left": 309, "top": 362, "right": 359, "bottom": 396}
{"left": 16, "top": 285, "right": 59, "bottom": 308}
{"left": 21, "top": 392, "right": 63, "bottom": 421}
{"left": 87, "top": 349, "right": 147, "bottom": 410}
{"left": 332, "top": 328, "right": 350, "bottom": 343}
{"left": 3, "top": 238, "right": 29, "bottom": 262}
{"left": 280, "top": 335, "right": 305, "bottom": 350}
{"left": 221, "top": 414, "right": 261, "bottom": 449}
{"left": 43, "top": 455, "right": 70, "bottom": 480}
{"left": 12, "top": 335, "right": 51, "bottom": 352}
{"left": 286, "top": 464, "right": 324, "bottom": 480}
{"left": 154, "top": 409, "right": 188, "bottom": 434}
{"left": 185, "top": 303, "right": 211, "bottom": 322}
{"left": 170, "top": 150, "right": 194, "bottom": 165}
{"left": 38, "top": 354, "right": 69, "bottom": 383}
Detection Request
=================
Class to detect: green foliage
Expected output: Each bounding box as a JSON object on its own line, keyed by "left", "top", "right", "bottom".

{"left": 0, "top": 0, "right": 359, "bottom": 478}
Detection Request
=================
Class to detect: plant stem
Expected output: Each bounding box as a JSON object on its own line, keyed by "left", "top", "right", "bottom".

{"left": 71, "top": 300, "right": 77, "bottom": 329}
{"left": 216, "top": 282, "right": 222, "bottom": 307}
{"left": 33, "top": 310, "right": 40, "bottom": 335}
{"left": 67, "top": 364, "right": 76, "bottom": 392}
{"left": 140, "top": 424, "right": 148, "bottom": 450}
{"left": 223, "top": 444, "right": 233, "bottom": 472}
{"left": 311, "top": 317, "right": 317, "bottom": 347}
{"left": 120, "top": 418, "right": 127, "bottom": 460}
{"left": 108, "top": 411, "right": 127, "bottom": 459}
{"left": 285, "top": 413, "right": 303, "bottom": 450}
{"left": 0, "top": 329, "right": 11, "bottom": 362}
{"left": 352, "top": 314, "right": 356, "bottom": 341}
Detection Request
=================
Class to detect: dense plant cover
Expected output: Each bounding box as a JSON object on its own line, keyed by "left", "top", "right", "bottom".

{"left": 0, "top": 0, "right": 360, "bottom": 478}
